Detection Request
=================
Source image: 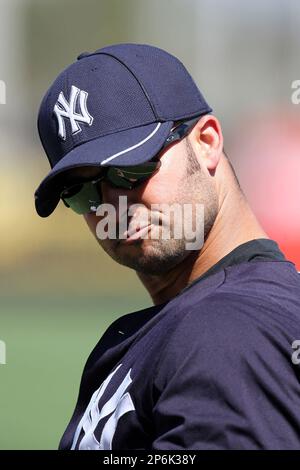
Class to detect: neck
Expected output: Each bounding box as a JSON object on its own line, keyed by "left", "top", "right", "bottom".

{"left": 137, "top": 186, "right": 269, "bottom": 305}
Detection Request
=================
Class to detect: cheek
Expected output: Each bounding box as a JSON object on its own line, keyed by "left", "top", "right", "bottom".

{"left": 141, "top": 164, "right": 183, "bottom": 205}
{"left": 141, "top": 180, "right": 173, "bottom": 205}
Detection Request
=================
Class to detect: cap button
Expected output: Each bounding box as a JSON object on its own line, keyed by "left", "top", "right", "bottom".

{"left": 77, "top": 51, "right": 90, "bottom": 60}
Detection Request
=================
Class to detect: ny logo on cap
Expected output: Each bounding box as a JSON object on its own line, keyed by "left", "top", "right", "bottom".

{"left": 53, "top": 85, "right": 93, "bottom": 140}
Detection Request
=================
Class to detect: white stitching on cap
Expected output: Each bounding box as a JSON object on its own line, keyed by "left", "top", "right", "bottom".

{"left": 100, "top": 123, "right": 162, "bottom": 165}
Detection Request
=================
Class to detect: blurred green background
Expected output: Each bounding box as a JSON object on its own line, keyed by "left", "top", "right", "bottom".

{"left": 0, "top": 0, "right": 299, "bottom": 449}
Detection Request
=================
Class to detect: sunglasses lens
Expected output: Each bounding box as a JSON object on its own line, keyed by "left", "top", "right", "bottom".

{"left": 62, "top": 181, "right": 101, "bottom": 214}
{"left": 60, "top": 161, "right": 161, "bottom": 214}
{"left": 107, "top": 161, "right": 161, "bottom": 189}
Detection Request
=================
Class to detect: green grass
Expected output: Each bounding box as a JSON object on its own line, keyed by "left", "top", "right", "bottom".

{"left": 0, "top": 295, "right": 148, "bottom": 449}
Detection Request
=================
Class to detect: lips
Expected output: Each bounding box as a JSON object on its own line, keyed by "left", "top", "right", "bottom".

{"left": 120, "top": 223, "right": 153, "bottom": 244}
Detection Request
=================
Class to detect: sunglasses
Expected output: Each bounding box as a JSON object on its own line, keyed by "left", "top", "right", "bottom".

{"left": 61, "top": 117, "right": 199, "bottom": 214}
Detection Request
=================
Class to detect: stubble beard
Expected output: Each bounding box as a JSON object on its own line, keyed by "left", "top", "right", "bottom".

{"left": 99, "top": 145, "right": 218, "bottom": 275}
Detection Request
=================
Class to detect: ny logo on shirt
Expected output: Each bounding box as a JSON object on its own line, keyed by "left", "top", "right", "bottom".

{"left": 71, "top": 364, "right": 135, "bottom": 450}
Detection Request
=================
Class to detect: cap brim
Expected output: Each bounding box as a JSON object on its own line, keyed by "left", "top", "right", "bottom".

{"left": 35, "top": 121, "right": 173, "bottom": 217}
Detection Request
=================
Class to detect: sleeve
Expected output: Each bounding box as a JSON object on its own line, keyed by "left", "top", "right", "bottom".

{"left": 150, "top": 294, "right": 287, "bottom": 450}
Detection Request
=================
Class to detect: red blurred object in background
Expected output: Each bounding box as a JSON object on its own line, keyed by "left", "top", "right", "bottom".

{"left": 229, "top": 109, "right": 300, "bottom": 270}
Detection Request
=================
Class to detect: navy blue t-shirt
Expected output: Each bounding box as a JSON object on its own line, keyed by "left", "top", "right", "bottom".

{"left": 59, "top": 239, "right": 300, "bottom": 450}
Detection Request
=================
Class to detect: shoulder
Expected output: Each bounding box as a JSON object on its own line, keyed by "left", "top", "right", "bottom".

{"left": 158, "top": 292, "right": 254, "bottom": 352}
{"left": 171, "top": 291, "right": 259, "bottom": 345}
{"left": 154, "top": 291, "right": 279, "bottom": 386}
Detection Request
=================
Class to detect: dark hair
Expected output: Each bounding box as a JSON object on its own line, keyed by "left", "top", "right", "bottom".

{"left": 184, "top": 138, "right": 202, "bottom": 176}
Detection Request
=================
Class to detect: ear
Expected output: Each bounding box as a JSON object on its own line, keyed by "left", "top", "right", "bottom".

{"left": 190, "top": 115, "right": 224, "bottom": 171}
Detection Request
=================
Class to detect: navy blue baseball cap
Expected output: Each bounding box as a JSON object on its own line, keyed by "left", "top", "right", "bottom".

{"left": 35, "top": 43, "right": 212, "bottom": 217}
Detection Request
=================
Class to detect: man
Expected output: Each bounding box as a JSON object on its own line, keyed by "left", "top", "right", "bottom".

{"left": 35, "top": 43, "right": 300, "bottom": 450}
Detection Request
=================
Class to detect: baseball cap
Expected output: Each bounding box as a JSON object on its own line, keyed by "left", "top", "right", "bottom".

{"left": 35, "top": 43, "right": 212, "bottom": 217}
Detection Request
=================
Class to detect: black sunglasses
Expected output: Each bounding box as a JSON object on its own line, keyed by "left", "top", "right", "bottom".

{"left": 61, "top": 116, "right": 200, "bottom": 214}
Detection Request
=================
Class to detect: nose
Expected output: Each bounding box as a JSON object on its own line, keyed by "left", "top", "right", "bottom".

{"left": 100, "top": 180, "right": 134, "bottom": 207}
{"left": 100, "top": 180, "right": 149, "bottom": 230}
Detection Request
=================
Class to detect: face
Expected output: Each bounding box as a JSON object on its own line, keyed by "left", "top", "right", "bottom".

{"left": 84, "top": 134, "right": 218, "bottom": 276}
